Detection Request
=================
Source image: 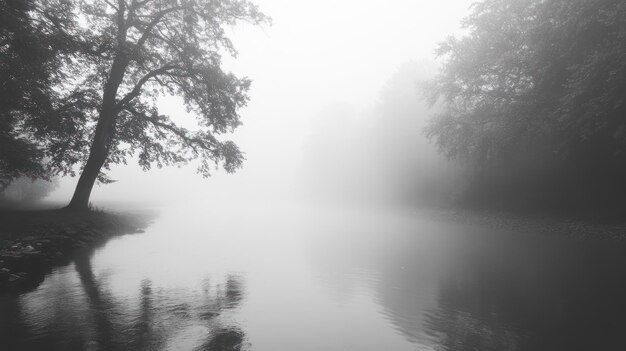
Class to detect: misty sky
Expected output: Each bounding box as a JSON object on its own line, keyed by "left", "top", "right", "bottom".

{"left": 50, "top": 0, "right": 473, "bottom": 206}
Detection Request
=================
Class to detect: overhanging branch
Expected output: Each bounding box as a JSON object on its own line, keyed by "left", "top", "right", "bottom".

{"left": 114, "top": 64, "right": 181, "bottom": 111}
{"left": 123, "top": 105, "right": 218, "bottom": 153}
{"left": 134, "top": 6, "right": 184, "bottom": 50}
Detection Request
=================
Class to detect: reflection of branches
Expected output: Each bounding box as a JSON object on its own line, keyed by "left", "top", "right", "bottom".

{"left": 196, "top": 274, "right": 248, "bottom": 351}
{"left": 136, "top": 279, "right": 155, "bottom": 349}
{"left": 420, "top": 236, "right": 626, "bottom": 351}
{"left": 199, "top": 328, "right": 246, "bottom": 351}
{"left": 74, "top": 252, "right": 119, "bottom": 350}
{"left": 74, "top": 259, "right": 248, "bottom": 350}
{"left": 224, "top": 275, "right": 244, "bottom": 309}
{"left": 0, "top": 293, "right": 29, "bottom": 349}
{"left": 422, "top": 308, "right": 520, "bottom": 351}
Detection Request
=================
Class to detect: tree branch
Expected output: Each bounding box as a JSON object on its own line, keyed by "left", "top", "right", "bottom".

{"left": 103, "top": 0, "right": 119, "bottom": 11}
{"left": 134, "top": 6, "right": 183, "bottom": 50}
{"left": 131, "top": 0, "right": 155, "bottom": 10}
{"left": 114, "top": 64, "right": 181, "bottom": 110}
{"left": 123, "top": 106, "right": 217, "bottom": 153}
{"left": 116, "top": 0, "right": 128, "bottom": 46}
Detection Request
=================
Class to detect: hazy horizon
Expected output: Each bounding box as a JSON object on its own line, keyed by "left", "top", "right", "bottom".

{"left": 44, "top": 0, "right": 473, "bottom": 208}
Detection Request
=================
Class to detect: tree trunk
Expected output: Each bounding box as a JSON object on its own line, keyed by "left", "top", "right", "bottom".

{"left": 66, "top": 111, "right": 115, "bottom": 211}
{"left": 65, "top": 73, "right": 124, "bottom": 210}
{"left": 66, "top": 13, "right": 129, "bottom": 210}
{"left": 65, "top": 142, "right": 108, "bottom": 210}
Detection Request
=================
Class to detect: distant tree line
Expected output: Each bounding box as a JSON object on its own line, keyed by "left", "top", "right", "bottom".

{"left": 301, "top": 62, "right": 456, "bottom": 206}
{"left": 0, "top": 177, "right": 58, "bottom": 207}
{"left": 427, "top": 0, "right": 626, "bottom": 214}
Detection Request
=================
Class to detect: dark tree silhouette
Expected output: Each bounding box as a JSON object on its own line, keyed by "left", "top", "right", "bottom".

{"left": 1, "top": 0, "right": 267, "bottom": 209}
{"left": 427, "top": 0, "right": 626, "bottom": 211}
{"left": 63, "top": 0, "right": 268, "bottom": 209}
{"left": 0, "top": 0, "right": 77, "bottom": 189}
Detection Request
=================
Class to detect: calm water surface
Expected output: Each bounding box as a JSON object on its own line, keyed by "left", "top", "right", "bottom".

{"left": 2, "top": 204, "right": 626, "bottom": 350}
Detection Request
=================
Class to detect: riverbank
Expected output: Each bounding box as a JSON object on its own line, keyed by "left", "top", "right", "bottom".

{"left": 424, "top": 207, "right": 626, "bottom": 240}
{"left": 0, "top": 208, "right": 155, "bottom": 292}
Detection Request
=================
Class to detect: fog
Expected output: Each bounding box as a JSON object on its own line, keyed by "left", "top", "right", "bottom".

{"left": 6, "top": 2, "right": 626, "bottom": 349}
{"left": 45, "top": 0, "right": 472, "bottom": 209}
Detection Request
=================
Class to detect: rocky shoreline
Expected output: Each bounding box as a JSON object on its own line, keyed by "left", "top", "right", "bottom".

{"left": 0, "top": 209, "right": 155, "bottom": 293}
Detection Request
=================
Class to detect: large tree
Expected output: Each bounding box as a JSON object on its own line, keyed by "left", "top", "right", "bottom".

{"left": 427, "top": 0, "right": 626, "bottom": 210}
{"left": 1, "top": 0, "right": 267, "bottom": 209}
{"left": 57, "top": 0, "right": 267, "bottom": 209}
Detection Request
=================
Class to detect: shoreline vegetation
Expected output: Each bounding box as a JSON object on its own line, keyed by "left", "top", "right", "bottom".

{"left": 0, "top": 208, "right": 156, "bottom": 293}
{"left": 330, "top": 202, "right": 626, "bottom": 240}
{"left": 424, "top": 207, "right": 626, "bottom": 241}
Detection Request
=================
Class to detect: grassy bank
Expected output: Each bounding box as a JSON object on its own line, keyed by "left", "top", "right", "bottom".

{"left": 0, "top": 208, "right": 156, "bottom": 292}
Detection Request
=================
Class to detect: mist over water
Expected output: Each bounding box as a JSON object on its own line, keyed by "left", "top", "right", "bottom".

{"left": 41, "top": 0, "right": 472, "bottom": 209}
{"left": 4, "top": 0, "right": 626, "bottom": 350}
{"left": 4, "top": 203, "right": 626, "bottom": 350}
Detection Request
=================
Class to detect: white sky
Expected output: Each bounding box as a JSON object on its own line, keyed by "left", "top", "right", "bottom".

{"left": 50, "top": 0, "right": 473, "bottom": 206}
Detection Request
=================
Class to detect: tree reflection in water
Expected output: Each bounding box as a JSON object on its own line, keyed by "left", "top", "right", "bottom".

{"left": 303, "top": 214, "right": 626, "bottom": 351}
{"left": 59, "top": 249, "right": 248, "bottom": 350}
{"left": 420, "top": 235, "right": 626, "bottom": 351}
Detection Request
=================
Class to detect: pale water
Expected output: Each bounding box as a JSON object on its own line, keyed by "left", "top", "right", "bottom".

{"left": 2, "top": 204, "right": 626, "bottom": 350}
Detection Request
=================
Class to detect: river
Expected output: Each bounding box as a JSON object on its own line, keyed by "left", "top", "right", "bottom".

{"left": 1, "top": 204, "right": 626, "bottom": 350}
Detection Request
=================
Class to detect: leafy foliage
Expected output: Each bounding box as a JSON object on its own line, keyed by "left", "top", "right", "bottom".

{"left": 427, "top": 0, "right": 626, "bottom": 210}
{"left": 1, "top": 0, "right": 267, "bottom": 196}
{"left": 0, "top": 177, "right": 59, "bottom": 203}
{"left": 71, "top": 0, "right": 266, "bottom": 179}
{"left": 0, "top": 0, "right": 78, "bottom": 188}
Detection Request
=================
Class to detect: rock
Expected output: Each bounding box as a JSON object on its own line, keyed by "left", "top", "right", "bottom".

{"left": 1, "top": 251, "right": 45, "bottom": 272}
{"left": 24, "top": 245, "right": 35, "bottom": 253}
{"left": 33, "top": 241, "right": 48, "bottom": 251}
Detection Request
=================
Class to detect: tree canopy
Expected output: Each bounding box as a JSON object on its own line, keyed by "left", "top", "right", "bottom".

{"left": 0, "top": 0, "right": 77, "bottom": 189}
{"left": 427, "top": 0, "right": 626, "bottom": 211}
{"left": 1, "top": 0, "right": 268, "bottom": 208}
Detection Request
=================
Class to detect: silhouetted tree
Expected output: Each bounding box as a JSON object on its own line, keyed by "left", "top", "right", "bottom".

{"left": 427, "top": 0, "right": 626, "bottom": 210}
{"left": 1, "top": 0, "right": 267, "bottom": 209}
{"left": 62, "top": 0, "right": 268, "bottom": 209}
{"left": 0, "top": 0, "right": 77, "bottom": 189}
